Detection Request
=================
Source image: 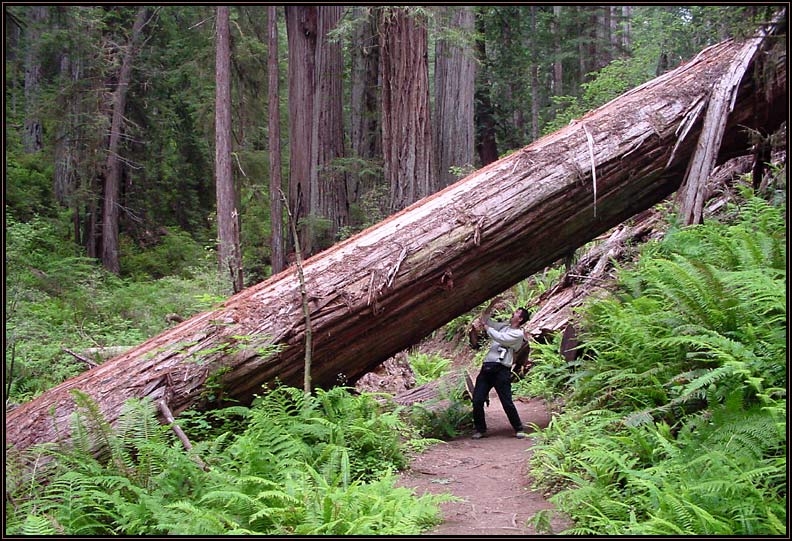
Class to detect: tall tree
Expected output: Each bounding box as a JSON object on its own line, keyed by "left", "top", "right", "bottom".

{"left": 474, "top": 10, "right": 499, "bottom": 167}
{"left": 22, "top": 6, "right": 48, "bottom": 153}
{"left": 348, "top": 6, "right": 381, "bottom": 208}
{"left": 215, "top": 6, "right": 243, "bottom": 292}
{"left": 268, "top": 6, "right": 285, "bottom": 275}
{"left": 311, "top": 5, "right": 348, "bottom": 252}
{"left": 621, "top": 6, "right": 632, "bottom": 51}
{"left": 433, "top": 6, "right": 476, "bottom": 188}
{"left": 529, "top": 6, "right": 540, "bottom": 142}
{"left": 285, "top": 6, "right": 348, "bottom": 257}
{"left": 552, "top": 5, "right": 564, "bottom": 96}
{"left": 101, "top": 7, "right": 149, "bottom": 274}
{"left": 285, "top": 6, "right": 316, "bottom": 257}
{"left": 379, "top": 7, "right": 434, "bottom": 212}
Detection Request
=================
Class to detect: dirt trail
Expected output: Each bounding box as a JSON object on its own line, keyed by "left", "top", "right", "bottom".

{"left": 397, "top": 395, "right": 571, "bottom": 535}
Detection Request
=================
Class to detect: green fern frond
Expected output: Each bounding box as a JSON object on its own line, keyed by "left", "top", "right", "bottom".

{"left": 18, "top": 514, "right": 58, "bottom": 536}
{"left": 160, "top": 500, "right": 233, "bottom": 535}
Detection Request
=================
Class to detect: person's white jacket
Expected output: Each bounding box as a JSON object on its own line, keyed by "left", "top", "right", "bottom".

{"left": 482, "top": 318, "right": 524, "bottom": 368}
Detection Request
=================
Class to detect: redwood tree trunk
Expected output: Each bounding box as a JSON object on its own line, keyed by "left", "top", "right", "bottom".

{"left": 101, "top": 7, "right": 148, "bottom": 274}
{"left": 474, "top": 12, "right": 499, "bottom": 166}
{"left": 311, "top": 5, "right": 348, "bottom": 252}
{"left": 552, "top": 6, "right": 563, "bottom": 96}
{"left": 348, "top": 6, "right": 381, "bottom": 206}
{"left": 6, "top": 33, "right": 786, "bottom": 453}
{"left": 23, "top": 6, "right": 47, "bottom": 153}
{"left": 285, "top": 6, "right": 348, "bottom": 257}
{"left": 268, "top": 6, "right": 285, "bottom": 275}
{"left": 285, "top": 6, "right": 317, "bottom": 256}
{"left": 433, "top": 6, "right": 476, "bottom": 188}
{"left": 215, "top": 6, "right": 243, "bottom": 292}
{"left": 380, "top": 7, "right": 435, "bottom": 211}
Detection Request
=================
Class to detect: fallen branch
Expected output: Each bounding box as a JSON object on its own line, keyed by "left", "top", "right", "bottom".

{"left": 280, "top": 189, "right": 313, "bottom": 396}
{"left": 157, "top": 399, "right": 208, "bottom": 471}
{"left": 62, "top": 348, "right": 99, "bottom": 369}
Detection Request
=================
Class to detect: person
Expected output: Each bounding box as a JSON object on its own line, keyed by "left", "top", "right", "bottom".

{"left": 470, "top": 306, "right": 530, "bottom": 439}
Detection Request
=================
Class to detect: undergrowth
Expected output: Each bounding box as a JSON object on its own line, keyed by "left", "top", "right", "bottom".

{"left": 525, "top": 192, "right": 787, "bottom": 535}
{"left": 5, "top": 385, "right": 453, "bottom": 535}
{"left": 5, "top": 210, "right": 228, "bottom": 404}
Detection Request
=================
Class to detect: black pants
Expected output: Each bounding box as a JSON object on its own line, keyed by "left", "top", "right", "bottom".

{"left": 472, "top": 363, "right": 523, "bottom": 434}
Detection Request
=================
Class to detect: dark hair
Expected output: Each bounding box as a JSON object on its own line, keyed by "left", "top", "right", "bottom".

{"left": 516, "top": 307, "right": 530, "bottom": 325}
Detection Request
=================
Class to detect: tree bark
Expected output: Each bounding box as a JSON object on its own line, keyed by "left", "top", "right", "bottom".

{"left": 380, "top": 7, "right": 435, "bottom": 211}
{"left": 529, "top": 7, "right": 540, "bottom": 142}
{"left": 285, "top": 6, "right": 348, "bottom": 257}
{"left": 6, "top": 32, "right": 786, "bottom": 453}
{"left": 215, "top": 6, "right": 243, "bottom": 292}
{"left": 552, "top": 6, "right": 564, "bottom": 97}
{"left": 311, "top": 5, "right": 349, "bottom": 253}
{"left": 621, "top": 6, "right": 632, "bottom": 51}
{"left": 285, "top": 6, "right": 317, "bottom": 257}
{"left": 23, "top": 6, "right": 47, "bottom": 154}
{"left": 101, "top": 7, "right": 149, "bottom": 275}
{"left": 433, "top": 6, "right": 476, "bottom": 188}
{"left": 348, "top": 7, "right": 381, "bottom": 207}
{"left": 268, "top": 6, "right": 285, "bottom": 275}
{"left": 474, "top": 11, "right": 499, "bottom": 167}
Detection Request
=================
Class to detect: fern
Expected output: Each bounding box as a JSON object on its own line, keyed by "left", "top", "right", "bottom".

{"left": 18, "top": 514, "right": 58, "bottom": 536}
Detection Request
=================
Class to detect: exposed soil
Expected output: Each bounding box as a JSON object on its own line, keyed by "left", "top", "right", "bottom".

{"left": 396, "top": 394, "right": 571, "bottom": 535}
{"left": 358, "top": 324, "right": 572, "bottom": 535}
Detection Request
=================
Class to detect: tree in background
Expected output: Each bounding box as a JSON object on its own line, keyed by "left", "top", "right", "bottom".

{"left": 101, "top": 7, "right": 150, "bottom": 274}
{"left": 268, "top": 6, "right": 285, "bottom": 275}
{"left": 4, "top": 5, "right": 775, "bottom": 282}
{"left": 311, "top": 5, "right": 349, "bottom": 254}
{"left": 433, "top": 6, "right": 476, "bottom": 188}
{"left": 285, "top": 6, "right": 348, "bottom": 257}
{"left": 347, "top": 6, "right": 382, "bottom": 213}
{"left": 22, "top": 6, "right": 47, "bottom": 154}
{"left": 215, "top": 6, "right": 243, "bottom": 292}
{"left": 473, "top": 10, "right": 499, "bottom": 167}
{"left": 380, "top": 7, "right": 434, "bottom": 212}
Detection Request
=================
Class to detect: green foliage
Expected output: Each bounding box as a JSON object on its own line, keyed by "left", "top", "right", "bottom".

{"left": 408, "top": 399, "right": 472, "bottom": 441}
{"left": 5, "top": 386, "right": 451, "bottom": 536}
{"left": 119, "top": 227, "right": 210, "bottom": 280}
{"left": 5, "top": 211, "right": 229, "bottom": 403}
{"left": 512, "top": 333, "right": 573, "bottom": 401}
{"left": 527, "top": 195, "right": 787, "bottom": 535}
{"left": 543, "top": 6, "right": 767, "bottom": 136}
{"left": 409, "top": 352, "right": 452, "bottom": 385}
{"left": 5, "top": 156, "right": 56, "bottom": 220}
{"left": 406, "top": 379, "right": 472, "bottom": 440}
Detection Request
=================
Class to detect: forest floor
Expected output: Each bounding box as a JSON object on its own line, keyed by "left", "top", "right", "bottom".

{"left": 359, "top": 332, "right": 573, "bottom": 535}
{"left": 396, "top": 394, "right": 572, "bottom": 535}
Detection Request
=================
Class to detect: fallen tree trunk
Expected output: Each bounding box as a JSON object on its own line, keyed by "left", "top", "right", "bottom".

{"left": 524, "top": 153, "right": 757, "bottom": 338}
{"left": 6, "top": 30, "right": 786, "bottom": 453}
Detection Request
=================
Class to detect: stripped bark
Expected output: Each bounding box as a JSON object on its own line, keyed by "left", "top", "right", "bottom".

{"left": 674, "top": 11, "right": 785, "bottom": 224}
{"left": 6, "top": 31, "right": 786, "bottom": 453}
{"left": 525, "top": 153, "right": 758, "bottom": 338}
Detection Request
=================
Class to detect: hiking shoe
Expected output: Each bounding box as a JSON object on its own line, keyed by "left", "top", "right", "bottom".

{"left": 515, "top": 431, "right": 527, "bottom": 439}
{"left": 471, "top": 432, "right": 486, "bottom": 440}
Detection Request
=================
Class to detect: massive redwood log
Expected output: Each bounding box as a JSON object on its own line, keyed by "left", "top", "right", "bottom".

{"left": 6, "top": 30, "right": 786, "bottom": 452}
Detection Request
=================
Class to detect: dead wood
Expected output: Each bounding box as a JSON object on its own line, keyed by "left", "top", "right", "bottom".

{"left": 6, "top": 30, "right": 786, "bottom": 453}
{"left": 62, "top": 348, "right": 99, "bottom": 369}
{"left": 524, "top": 152, "right": 759, "bottom": 339}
